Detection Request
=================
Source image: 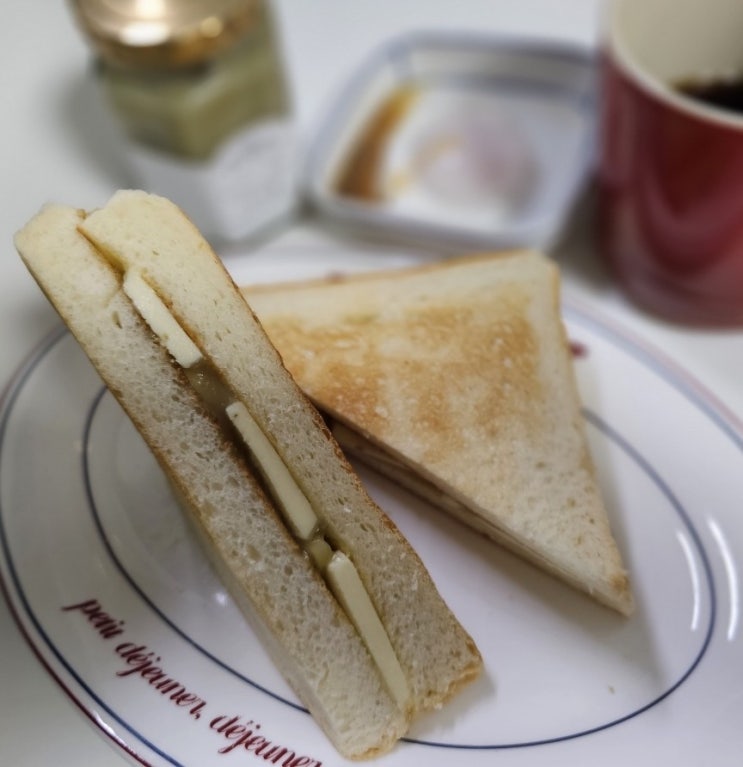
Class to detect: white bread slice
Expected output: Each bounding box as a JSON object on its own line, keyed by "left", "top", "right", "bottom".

{"left": 242, "top": 252, "right": 634, "bottom": 617}
{"left": 15, "top": 194, "right": 481, "bottom": 759}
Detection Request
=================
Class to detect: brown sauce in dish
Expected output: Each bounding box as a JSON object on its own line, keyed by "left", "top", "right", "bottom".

{"left": 334, "top": 86, "right": 420, "bottom": 201}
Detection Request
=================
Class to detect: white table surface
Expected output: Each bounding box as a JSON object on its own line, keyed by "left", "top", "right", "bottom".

{"left": 2, "top": 1, "right": 742, "bottom": 764}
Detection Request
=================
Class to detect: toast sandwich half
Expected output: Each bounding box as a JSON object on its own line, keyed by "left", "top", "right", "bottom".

{"left": 242, "top": 252, "right": 634, "bottom": 617}
{"left": 15, "top": 190, "right": 482, "bottom": 759}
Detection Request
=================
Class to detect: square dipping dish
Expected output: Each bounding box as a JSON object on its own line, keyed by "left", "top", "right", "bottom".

{"left": 305, "top": 32, "right": 596, "bottom": 251}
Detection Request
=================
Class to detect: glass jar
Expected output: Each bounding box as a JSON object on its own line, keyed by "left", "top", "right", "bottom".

{"left": 69, "top": 0, "right": 297, "bottom": 242}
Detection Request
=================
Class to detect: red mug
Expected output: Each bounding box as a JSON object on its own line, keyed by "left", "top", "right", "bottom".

{"left": 599, "top": 0, "right": 743, "bottom": 326}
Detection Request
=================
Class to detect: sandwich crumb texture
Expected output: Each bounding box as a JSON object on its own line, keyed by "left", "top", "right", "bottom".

{"left": 15, "top": 193, "right": 483, "bottom": 759}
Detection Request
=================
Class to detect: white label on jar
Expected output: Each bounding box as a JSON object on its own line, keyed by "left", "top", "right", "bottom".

{"left": 124, "top": 117, "right": 298, "bottom": 242}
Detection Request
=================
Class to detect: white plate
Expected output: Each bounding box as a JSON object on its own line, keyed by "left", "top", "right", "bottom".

{"left": 1, "top": 296, "right": 742, "bottom": 766}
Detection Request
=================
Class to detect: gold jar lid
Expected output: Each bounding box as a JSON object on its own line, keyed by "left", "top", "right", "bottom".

{"left": 69, "top": 0, "right": 261, "bottom": 69}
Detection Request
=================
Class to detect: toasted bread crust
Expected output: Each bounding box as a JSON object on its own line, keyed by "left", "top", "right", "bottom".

{"left": 243, "top": 252, "right": 634, "bottom": 616}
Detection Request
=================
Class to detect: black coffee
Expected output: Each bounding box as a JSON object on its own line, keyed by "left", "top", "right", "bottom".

{"left": 676, "top": 76, "right": 743, "bottom": 114}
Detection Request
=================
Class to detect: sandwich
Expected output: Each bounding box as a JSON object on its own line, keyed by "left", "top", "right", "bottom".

{"left": 241, "top": 252, "right": 634, "bottom": 617}
{"left": 14, "top": 190, "right": 482, "bottom": 760}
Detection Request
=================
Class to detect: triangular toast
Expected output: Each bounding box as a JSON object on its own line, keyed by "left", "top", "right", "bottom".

{"left": 242, "top": 251, "right": 633, "bottom": 616}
